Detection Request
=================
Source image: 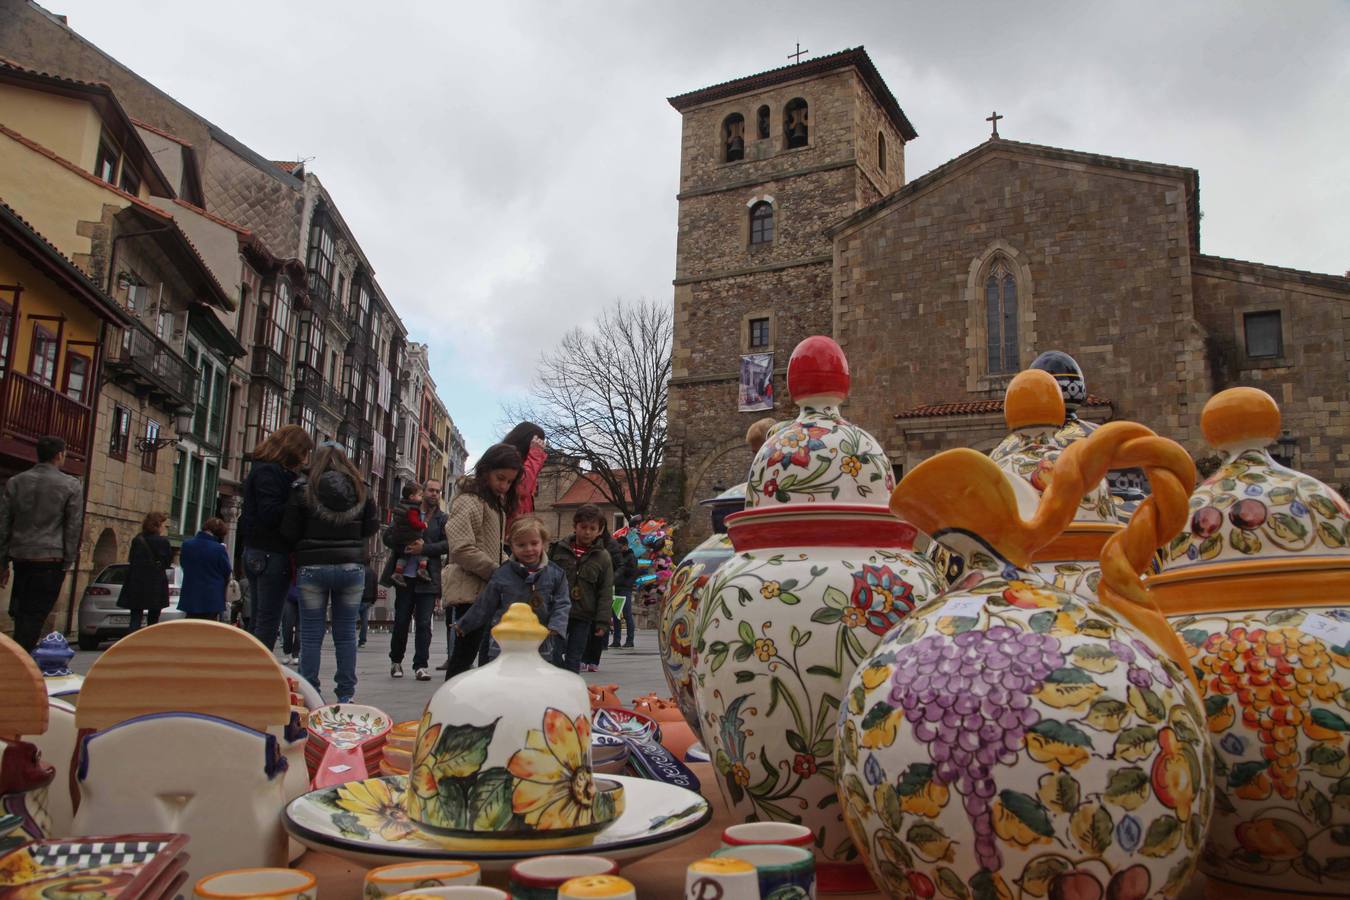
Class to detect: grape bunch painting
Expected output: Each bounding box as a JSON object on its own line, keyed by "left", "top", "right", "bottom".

{"left": 837, "top": 555, "right": 1213, "bottom": 900}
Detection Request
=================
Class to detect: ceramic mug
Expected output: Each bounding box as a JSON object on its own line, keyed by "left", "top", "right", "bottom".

{"left": 364, "top": 861, "right": 481, "bottom": 897}
{"left": 509, "top": 856, "right": 619, "bottom": 900}
{"left": 713, "top": 844, "right": 816, "bottom": 899}
{"left": 194, "top": 867, "right": 317, "bottom": 899}
{"left": 557, "top": 875, "right": 636, "bottom": 899}
{"left": 389, "top": 888, "right": 507, "bottom": 899}
{"left": 686, "top": 857, "right": 760, "bottom": 900}
{"left": 721, "top": 821, "right": 814, "bottom": 849}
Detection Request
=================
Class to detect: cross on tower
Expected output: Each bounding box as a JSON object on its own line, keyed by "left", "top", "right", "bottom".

{"left": 986, "top": 110, "right": 1003, "bottom": 139}
{"left": 788, "top": 43, "right": 809, "bottom": 64}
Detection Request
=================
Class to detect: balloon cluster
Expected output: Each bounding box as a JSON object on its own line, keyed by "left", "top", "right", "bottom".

{"left": 616, "top": 518, "right": 677, "bottom": 603}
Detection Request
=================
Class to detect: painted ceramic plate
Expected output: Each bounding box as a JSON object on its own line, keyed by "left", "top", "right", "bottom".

{"left": 284, "top": 774, "right": 711, "bottom": 871}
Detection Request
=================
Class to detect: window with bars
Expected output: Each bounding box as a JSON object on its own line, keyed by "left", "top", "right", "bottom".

{"left": 749, "top": 202, "right": 774, "bottom": 246}
{"left": 984, "top": 260, "right": 1019, "bottom": 375}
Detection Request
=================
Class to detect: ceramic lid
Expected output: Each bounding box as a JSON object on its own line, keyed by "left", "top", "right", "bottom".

{"left": 1029, "top": 349, "right": 1087, "bottom": 415}
{"left": 744, "top": 336, "right": 894, "bottom": 508}
{"left": 989, "top": 369, "right": 1117, "bottom": 524}
{"left": 1160, "top": 387, "right": 1350, "bottom": 574}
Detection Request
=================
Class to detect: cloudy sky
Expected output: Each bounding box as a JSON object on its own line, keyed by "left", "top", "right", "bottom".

{"left": 42, "top": 0, "right": 1350, "bottom": 459}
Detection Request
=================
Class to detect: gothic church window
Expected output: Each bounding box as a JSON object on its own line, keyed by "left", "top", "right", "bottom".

{"left": 757, "top": 105, "right": 770, "bottom": 139}
{"left": 784, "top": 98, "right": 809, "bottom": 148}
{"left": 985, "top": 259, "right": 1019, "bottom": 374}
{"left": 878, "top": 131, "right": 886, "bottom": 173}
{"left": 723, "top": 113, "right": 745, "bottom": 162}
{"left": 749, "top": 201, "right": 774, "bottom": 246}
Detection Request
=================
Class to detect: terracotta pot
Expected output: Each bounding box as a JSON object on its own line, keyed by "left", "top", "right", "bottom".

{"left": 838, "top": 372, "right": 1214, "bottom": 900}
{"left": 692, "top": 336, "right": 942, "bottom": 892}
{"left": 1150, "top": 387, "right": 1350, "bottom": 900}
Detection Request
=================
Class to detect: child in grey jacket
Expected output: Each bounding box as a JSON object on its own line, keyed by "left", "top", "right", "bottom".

{"left": 455, "top": 515, "right": 570, "bottom": 666}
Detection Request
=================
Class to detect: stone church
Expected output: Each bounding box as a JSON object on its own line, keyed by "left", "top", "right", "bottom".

{"left": 661, "top": 47, "right": 1350, "bottom": 549}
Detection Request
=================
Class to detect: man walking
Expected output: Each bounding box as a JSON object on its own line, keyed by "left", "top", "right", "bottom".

{"left": 384, "top": 478, "right": 447, "bottom": 680}
{"left": 0, "top": 436, "right": 83, "bottom": 651}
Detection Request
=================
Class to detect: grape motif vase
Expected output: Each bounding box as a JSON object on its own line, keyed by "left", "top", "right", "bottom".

{"left": 838, "top": 385, "right": 1214, "bottom": 900}
{"left": 660, "top": 531, "right": 736, "bottom": 739}
{"left": 692, "top": 336, "right": 942, "bottom": 893}
{"left": 1150, "top": 388, "right": 1350, "bottom": 900}
{"left": 990, "top": 368, "right": 1120, "bottom": 602}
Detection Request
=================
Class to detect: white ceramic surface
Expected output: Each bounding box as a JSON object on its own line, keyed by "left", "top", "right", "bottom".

{"left": 24, "top": 697, "right": 76, "bottom": 837}
{"left": 685, "top": 857, "right": 760, "bottom": 900}
{"left": 389, "top": 888, "right": 506, "bottom": 899}
{"left": 364, "top": 860, "right": 482, "bottom": 897}
{"left": 193, "top": 866, "right": 316, "bottom": 898}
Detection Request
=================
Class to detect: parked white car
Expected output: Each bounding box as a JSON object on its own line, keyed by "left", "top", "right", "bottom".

{"left": 76, "top": 564, "right": 184, "bottom": 650}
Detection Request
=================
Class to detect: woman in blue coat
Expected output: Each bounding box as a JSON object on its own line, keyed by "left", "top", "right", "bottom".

{"left": 178, "top": 517, "right": 233, "bottom": 620}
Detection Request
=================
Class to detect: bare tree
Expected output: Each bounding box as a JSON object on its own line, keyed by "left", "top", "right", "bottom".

{"left": 503, "top": 299, "right": 670, "bottom": 518}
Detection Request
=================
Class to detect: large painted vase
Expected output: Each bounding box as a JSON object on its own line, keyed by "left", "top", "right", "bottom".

{"left": 660, "top": 530, "right": 736, "bottom": 740}
{"left": 838, "top": 376, "right": 1214, "bottom": 900}
{"left": 693, "top": 336, "right": 943, "bottom": 893}
{"left": 1150, "top": 388, "right": 1350, "bottom": 899}
{"left": 990, "top": 369, "right": 1121, "bottom": 601}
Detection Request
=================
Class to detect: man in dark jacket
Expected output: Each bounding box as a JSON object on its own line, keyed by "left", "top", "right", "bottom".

{"left": 383, "top": 478, "right": 448, "bottom": 681}
{"left": 608, "top": 532, "right": 639, "bottom": 648}
{"left": 0, "top": 436, "right": 83, "bottom": 650}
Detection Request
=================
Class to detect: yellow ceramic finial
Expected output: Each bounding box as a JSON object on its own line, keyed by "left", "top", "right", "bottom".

{"left": 1004, "top": 368, "right": 1066, "bottom": 431}
{"left": 492, "top": 602, "right": 548, "bottom": 643}
{"left": 690, "top": 858, "right": 756, "bottom": 875}
{"left": 559, "top": 874, "right": 637, "bottom": 897}
{"left": 1201, "top": 387, "right": 1280, "bottom": 449}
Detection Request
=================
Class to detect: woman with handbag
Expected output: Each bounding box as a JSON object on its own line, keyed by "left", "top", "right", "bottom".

{"left": 121, "top": 511, "right": 173, "bottom": 632}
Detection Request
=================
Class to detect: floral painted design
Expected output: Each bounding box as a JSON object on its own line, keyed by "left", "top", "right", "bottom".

{"left": 991, "top": 426, "right": 1117, "bottom": 524}
{"left": 658, "top": 535, "right": 736, "bottom": 738}
{"left": 310, "top": 706, "right": 391, "bottom": 746}
{"left": 692, "top": 546, "right": 941, "bottom": 864}
{"left": 335, "top": 777, "right": 418, "bottom": 841}
{"left": 1168, "top": 449, "right": 1350, "bottom": 567}
{"left": 836, "top": 550, "right": 1212, "bottom": 900}
{"left": 1169, "top": 607, "right": 1350, "bottom": 892}
{"left": 746, "top": 405, "right": 894, "bottom": 507}
{"left": 508, "top": 710, "right": 599, "bottom": 829}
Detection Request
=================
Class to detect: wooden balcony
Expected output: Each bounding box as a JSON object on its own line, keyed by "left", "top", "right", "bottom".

{"left": 105, "top": 319, "right": 195, "bottom": 410}
{"left": 0, "top": 371, "right": 93, "bottom": 474}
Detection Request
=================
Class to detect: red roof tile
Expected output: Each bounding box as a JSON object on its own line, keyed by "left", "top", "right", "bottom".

{"left": 271, "top": 160, "right": 302, "bottom": 174}
{"left": 554, "top": 471, "right": 632, "bottom": 507}
{"left": 171, "top": 198, "right": 250, "bottom": 235}
{"left": 129, "top": 116, "right": 193, "bottom": 147}
{"left": 895, "top": 394, "right": 1112, "bottom": 420}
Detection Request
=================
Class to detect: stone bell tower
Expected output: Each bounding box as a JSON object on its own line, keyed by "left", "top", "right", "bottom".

{"left": 661, "top": 47, "right": 918, "bottom": 548}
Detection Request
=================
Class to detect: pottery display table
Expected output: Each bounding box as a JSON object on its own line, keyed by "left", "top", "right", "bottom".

{"left": 299, "top": 763, "right": 1209, "bottom": 897}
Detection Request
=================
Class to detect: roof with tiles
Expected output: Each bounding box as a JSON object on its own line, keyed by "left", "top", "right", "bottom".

{"left": 667, "top": 46, "right": 918, "bottom": 142}
{"left": 1192, "top": 253, "right": 1350, "bottom": 293}
{"left": 130, "top": 116, "right": 193, "bottom": 147}
{"left": 895, "top": 394, "right": 1112, "bottom": 420}
{"left": 554, "top": 471, "right": 632, "bottom": 507}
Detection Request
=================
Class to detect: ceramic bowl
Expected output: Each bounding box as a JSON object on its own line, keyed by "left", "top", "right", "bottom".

{"left": 364, "top": 861, "right": 481, "bottom": 897}
{"left": 509, "top": 855, "right": 619, "bottom": 900}
{"left": 386, "top": 720, "right": 419, "bottom": 752}
{"left": 720, "top": 821, "right": 814, "bottom": 849}
{"left": 712, "top": 844, "right": 816, "bottom": 899}
{"left": 193, "top": 866, "right": 317, "bottom": 899}
{"left": 389, "top": 889, "right": 507, "bottom": 899}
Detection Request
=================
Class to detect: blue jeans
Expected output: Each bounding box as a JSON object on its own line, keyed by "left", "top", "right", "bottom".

{"left": 296, "top": 563, "right": 364, "bottom": 701}
{"left": 563, "top": 619, "right": 596, "bottom": 673}
{"left": 244, "top": 547, "right": 292, "bottom": 652}
{"left": 610, "top": 590, "right": 635, "bottom": 645}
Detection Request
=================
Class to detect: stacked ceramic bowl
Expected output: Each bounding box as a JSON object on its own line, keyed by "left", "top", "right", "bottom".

{"left": 380, "top": 719, "right": 419, "bottom": 776}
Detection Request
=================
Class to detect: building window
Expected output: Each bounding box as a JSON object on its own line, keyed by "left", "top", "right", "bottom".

{"left": 723, "top": 113, "right": 745, "bottom": 162}
{"left": 109, "top": 405, "right": 131, "bottom": 460}
{"left": 28, "top": 323, "right": 58, "bottom": 386}
{"left": 171, "top": 449, "right": 186, "bottom": 530}
{"left": 1244, "top": 310, "right": 1282, "bottom": 359}
{"left": 307, "top": 215, "right": 336, "bottom": 303}
{"left": 119, "top": 164, "right": 141, "bottom": 197}
{"left": 749, "top": 201, "right": 774, "bottom": 246}
{"left": 757, "top": 105, "right": 770, "bottom": 140}
{"left": 749, "top": 317, "right": 770, "bottom": 349}
{"left": 985, "top": 259, "right": 1019, "bottom": 374}
{"left": 141, "top": 420, "right": 160, "bottom": 473}
{"left": 0, "top": 299, "right": 12, "bottom": 377}
{"left": 878, "top": 131, "right": 886, "bottom": 173}
{"left": 271, "top": 281, "right": 291, "bottom": 357}
{"left": 62, "top": 351, "right": 90, "bottom": 403}
{"left": 784, "top": 98, "right": 809, "bottom": 149}
{"left": 94, "top": 138, "right": 120, "bottom": 184}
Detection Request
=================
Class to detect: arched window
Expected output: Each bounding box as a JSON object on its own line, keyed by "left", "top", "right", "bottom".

{"left": 756, "top": 105, "right": 770, "bottom": 140}
{"left": 749, "top": 201, "right": 774, "bottom": 246}
{"left": 784, "top": 98, "right": 809, "bottom": 148}
{"left": 723, "top": 113, "right": 745, "bottom": 162}
{"left": 878, "top": 131, "right": 886, "bottom": 173}
{"left": 985, "top": 259, "right": 1019, "bottom": 374}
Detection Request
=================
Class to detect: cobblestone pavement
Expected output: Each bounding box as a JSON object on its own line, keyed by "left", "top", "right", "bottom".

{"left": 66, "top": 626, "right": 669, "bottom": 723}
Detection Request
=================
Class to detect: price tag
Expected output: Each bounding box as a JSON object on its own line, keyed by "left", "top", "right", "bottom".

{"left": 327, "top": 764, "right": 353, "bottom": 774}
{"left": 936, "top": 595, "right": 985, "bottom": 619}
{"left": 1301, "top": 613, "right": 1350, "bottom": 647}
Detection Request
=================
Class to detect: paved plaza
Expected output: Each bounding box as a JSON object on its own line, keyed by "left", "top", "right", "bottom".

{"left": 66, "top": 625, "right": 669, "bottom": 723}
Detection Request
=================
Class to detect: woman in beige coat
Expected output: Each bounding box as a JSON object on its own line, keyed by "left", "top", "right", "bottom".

{"left": 441, "top": 443, "right": 522, "bottom": 679}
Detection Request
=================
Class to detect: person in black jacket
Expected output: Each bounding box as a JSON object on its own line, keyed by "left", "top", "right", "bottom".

{"left": 121, "top": 511, "right": 174, "bottom": 633}
{"left": 383, "top": 478, "right": 449, "bottom": 681}
{"left": 280, "top": 444, "right": 378, "bottom": 702}
{"left": 608, "top": 527, "right": 639, "bottom": 649}
{"left": 239, "top": 425, "right": 313, "bottom": 653}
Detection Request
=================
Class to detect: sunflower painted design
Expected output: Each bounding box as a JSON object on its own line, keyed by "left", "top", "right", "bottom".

{"left": 764, "top": 423, "right": 831, "bottom": 470}
{"left": 849, "top": 564, "right": 916, "bottom": 636}
{"left": 407, "top": 711, "right": 443, "bottom": 808}
{"left": 506, "top": 708, "right": 597, "bottom": 829}
{"left": 335, "top": 777, "right": 417, "bottom": 841}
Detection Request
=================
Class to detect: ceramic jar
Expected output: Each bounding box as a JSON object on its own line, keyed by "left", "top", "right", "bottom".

{"left": 405, "top": 603, "right": 620, "bottom": 841}
{"left": 1149, "top": 387, "right": 1350, "bottom": 900}
{"left": 692, "top": 336, "right": 942, "bottom": 892}
{"left": 989, "top": 369, "right": 1121, "bottom": 600}
{"left": 838, "top": 397, "right": 1214, "bottom": 900}
{"left": 661, "top": 532, "right": 736, "bottom": 739}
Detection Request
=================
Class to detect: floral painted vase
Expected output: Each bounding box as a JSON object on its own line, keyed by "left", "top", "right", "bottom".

{"left": 693, "top": 336, "right": 942, "bottom": 893}
{"left": 838, "top": 390, "right": 1214, "bottom": 900}
{"left": 404, "top": 603, "right": 620, "bottom": 842}
{"left": 1149, "top": 387, "right": 1350, "bottom": 899}
{"left": 990, "top": 369, "right": 1120, "bottom": 601}
{"left": 661, "top": 532, "right": 736, "bottom": 739}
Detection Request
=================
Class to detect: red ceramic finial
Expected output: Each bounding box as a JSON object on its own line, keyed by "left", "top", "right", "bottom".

{"left": 787, "top": 336, "right": 850, "bottom": 402}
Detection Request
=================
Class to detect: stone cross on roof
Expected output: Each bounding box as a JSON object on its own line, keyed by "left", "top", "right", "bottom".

{"left": 788, "top": 43, "right": 809, "bottom": 64}
{"left": 987, "top": 110, "right": 1003, "bottom": 139}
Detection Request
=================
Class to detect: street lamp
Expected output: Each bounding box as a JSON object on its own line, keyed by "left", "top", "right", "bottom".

{"left": 1273, "top": 430, "right": 1298, "bottom": 467}
{"left": 136, "top": 409, "right": 195, "bottom": 452}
